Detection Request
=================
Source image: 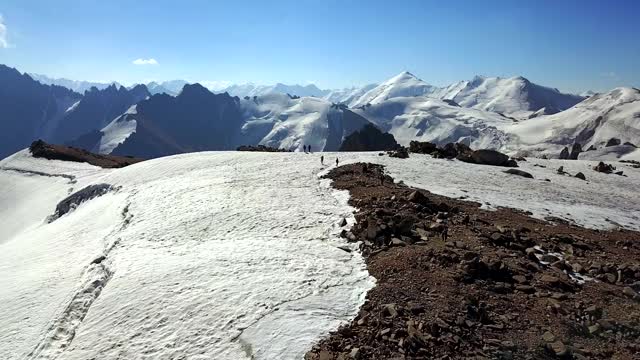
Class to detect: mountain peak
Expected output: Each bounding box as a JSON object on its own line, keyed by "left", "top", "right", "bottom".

{"left": 389, "top": 71, "right": 420, "bottom": 83}
{"left": 178, "top": 83, "right": 214, "bottom": 98}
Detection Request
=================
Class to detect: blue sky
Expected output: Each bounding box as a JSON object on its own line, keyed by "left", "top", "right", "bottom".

{"left": 0, "top": 0, "right": 638, "bottom": 92}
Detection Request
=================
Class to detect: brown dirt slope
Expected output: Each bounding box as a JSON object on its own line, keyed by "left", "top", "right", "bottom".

{"left": 29, "top": 140, "right": 144, "bottom": 168}
{"left": 306, "top": 163, "right": 640, "bottom": 360}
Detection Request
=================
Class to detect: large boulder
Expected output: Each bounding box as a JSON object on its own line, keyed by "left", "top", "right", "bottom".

{"left": 408, "top": 141, "right": 438, "bottom": 154}
{"left": 569, "top": 143, "right": 582, "bottom": 160}
{"left": 459, "top": 149, "right": 517, "bottom": 167}
{"left": 593, "top": 162, "right": 615, "bottom": 174}
{"left": 388, "top": 147, "right": 409, "bottom": 159}
{"left": 559, "top": 147, "right": 569, "bottom": 159}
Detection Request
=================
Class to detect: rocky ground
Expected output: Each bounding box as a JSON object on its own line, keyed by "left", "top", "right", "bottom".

{"left": 236, "top": 145, "right": 291, "bottom": 152}
{"left": 29, "top": 140, "right": 144, "bottom": 168}
{"left": 306, "top": 163, "right": 640, "bottom": 360}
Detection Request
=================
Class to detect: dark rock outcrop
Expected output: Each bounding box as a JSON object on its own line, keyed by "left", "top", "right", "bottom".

{"left": 111, "top": 85, "right": 246, "bottom": 158}
{"left": 339, "top": 124, "right": 399, "bottom": 152}
{"left": 569, "top": 143, "right": 582, "bottom": 160}
{"left": 558, "top": 143, "right": 581, "bottom": 160}
{"left": 53, "top": 84, "right": 150, "bottom": 143}
{"left": 408, "top": 140, "right": 517, "bottom": 167}
{"left": 387, "top": 147, "right": 409, "bottom": 159}
{"left": 559, "top": 147, "right": 569, "bottom": 159}
{"left": 593, "top": 161, "right": 615, "bottom": 174}
{"left": 408, "top": 141, "right": 438, "bottom": 154}
{"left": 48, "top": 184, "right": 114, "bottom": 222}
{"left": 606, "top": 138, "right": 621, "bottom": 147}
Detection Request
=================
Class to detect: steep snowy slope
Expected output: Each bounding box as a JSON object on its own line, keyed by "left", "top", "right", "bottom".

{"left": 240, "top": 94, "right": 372, "bottom": 151}
{"left": 350, "top": 71, "right": 439, "bottom": 108}
{"left": 354, "top": 96, "right": 515, "bottom": 149}
{"left": 323, "top": 84, "right": 377, "bottom": 104}
{"left": 442, "top": 76, "right": 585, "bottom": 118}
{"left": 0, "top": 150, "right": 373, "bottom": 359}
{"left": 506, "top": 87, "right": 640, "bottom": 157}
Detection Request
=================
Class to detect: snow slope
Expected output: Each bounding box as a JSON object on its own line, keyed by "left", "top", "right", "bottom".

{"left": 353, "top": 96, "right": 515, "bottom": 149}
{"left": 333, "top": 153, "right": 640, "bottom": 231}
{"left": 0, "top": 150, "right": 373, "bottom": 359}
{"left": 97, "top": 105, "right": 139, "bottom": 154}
{"left": 323, "top": 84, "right": 377, "bottom": 105}
{"left": 506, "top": 87, "right": 640, "bottom": 157}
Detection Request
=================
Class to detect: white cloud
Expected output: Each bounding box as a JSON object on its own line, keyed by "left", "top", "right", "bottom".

{"left": 0, "top": 14, "right": 9, "bottom": 48}
{"left": 132, "top": 58, "right": 159, "bottom": 65}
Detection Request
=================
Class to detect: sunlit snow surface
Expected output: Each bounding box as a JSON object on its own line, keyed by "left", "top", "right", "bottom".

{"left": 2, "top": 151, "right": 640, "bottom": 359}
{"left": 0, "top": 151, "right": 373, "bottom": 359}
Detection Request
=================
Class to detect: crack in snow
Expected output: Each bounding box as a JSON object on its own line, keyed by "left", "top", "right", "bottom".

{"left": 0, "top": 166, "right": 76, "bottom": 183}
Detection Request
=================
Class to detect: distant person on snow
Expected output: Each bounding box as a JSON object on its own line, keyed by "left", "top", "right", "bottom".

{"left": 336, "top": 158, "right": 339, "bottom": 167}
{"left": 303, "top": 145, "right": 307, "bottom": 153}
{"left": 321, "top": 155, "right": 324, "bottom": 165}
{"left": 308, "top": 145, "right": 312, "bottom": 153}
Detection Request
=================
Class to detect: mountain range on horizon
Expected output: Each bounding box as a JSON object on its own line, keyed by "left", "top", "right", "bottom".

{"left": 29, "top": 70, "right": 598, "bottom": 101}
{"left": 2, "top": 63, "right": 639, "bottom": 162}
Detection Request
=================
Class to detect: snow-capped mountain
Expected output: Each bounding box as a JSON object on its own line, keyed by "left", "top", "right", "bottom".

{"left": 353, "top": 96, "right": 515, "bottom": 150}
{"left": 74, "top": 86, "right": 373, "bottom": 158}
{"left": 440, "top": 75, "right": 585, "bottom": 118}
{"left": 350, "top": 71, "right": 439, "bottom": 108}
{"left": 505, "top": 87, "right": 640, "bottom": 158}
{"left": 0, "top": 65, "right": 151, "bottom": 158}
{"left": 144, "top": 80, "right": 190, "bottom": 96}
{"left": 347, "top": 72, "right": 585, "bottom": 119}
{"left": 3, "top": 63, "right": 640, "bottom": 163}
{"left": 29, "top": 73, "right": 122, "bottom": 93}
{"left": 220, "top": 83, "right": 329, "bottom": 98}
{"left": 240, "top": 93, "right": 371, "bottom": 152}
{"left": 146, "top": 82, "right": 176, "bottom": 96}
